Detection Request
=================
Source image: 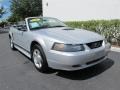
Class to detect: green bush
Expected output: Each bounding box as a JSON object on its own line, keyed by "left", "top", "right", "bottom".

{"left": 65, "top": 20, "right": 120, "bottom": 46}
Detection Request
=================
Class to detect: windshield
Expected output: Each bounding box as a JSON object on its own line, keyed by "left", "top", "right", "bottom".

{"left": 28, "top": 17, "right": 67, "bottom": 30}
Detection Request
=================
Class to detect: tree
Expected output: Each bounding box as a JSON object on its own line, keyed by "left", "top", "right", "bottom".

{"left": 10, "top": 0, "right": 42, "bottom": 21}
{"left": 7, "top": 14, "right": 21, "bottom": 24}
{"left": 0, "top": 6, "right": 6, "bottom": 18}
{"left": 0, "top": 21, "right": 7, "bottom": 28}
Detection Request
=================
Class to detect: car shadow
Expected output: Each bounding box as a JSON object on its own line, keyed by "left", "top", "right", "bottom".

{"left": 55, "top": 58, "right": 114, "bottom": 80}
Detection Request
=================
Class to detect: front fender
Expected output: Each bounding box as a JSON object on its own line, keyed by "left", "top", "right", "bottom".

{"left": 31, "top": 38, "right": 48, "bottom": 54}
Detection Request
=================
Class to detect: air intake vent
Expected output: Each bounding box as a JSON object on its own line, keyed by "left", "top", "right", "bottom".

{"left": 63, "top": 28, "right": 75, "bottom": 30}
{"left": 87, "top": 40, "right": 103, "bottom": 49}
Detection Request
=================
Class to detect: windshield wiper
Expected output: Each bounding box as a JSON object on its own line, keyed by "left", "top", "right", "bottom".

{"left": 31, "top": 26, "right": 49, "bottom": 31}
{"left": 51, "top": 25, "right": 66, "bottom": 28}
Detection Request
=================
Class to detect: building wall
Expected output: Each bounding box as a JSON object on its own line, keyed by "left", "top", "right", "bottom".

{"left": 42, "top": 0, "right": 120, "bottom": 21}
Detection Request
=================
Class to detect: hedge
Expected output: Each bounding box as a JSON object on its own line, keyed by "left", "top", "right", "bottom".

{"left": 65, "top": 20, "right": 120, "bottom": 46}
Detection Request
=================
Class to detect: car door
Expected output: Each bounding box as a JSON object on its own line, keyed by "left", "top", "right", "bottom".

{"left": 16, "top": 25, "right": 31, "bottom": 52}
{"left": 13, "top": 25, "right": 23, "bottom": 46}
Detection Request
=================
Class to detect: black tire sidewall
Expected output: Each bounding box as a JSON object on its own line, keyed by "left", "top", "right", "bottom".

{"left": 9, "top": 37, "right": 16, "bottom": 50}
{"left": 31, "top": 44, "right": 48, "bottom": 72}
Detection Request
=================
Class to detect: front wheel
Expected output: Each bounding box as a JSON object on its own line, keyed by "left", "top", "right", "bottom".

{"left": 31, "top": 44, "right": 49, "bottom": 73}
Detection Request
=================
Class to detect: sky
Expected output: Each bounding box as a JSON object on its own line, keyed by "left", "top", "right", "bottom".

{"left": 43, "top": 0, "right": 120, "bottom": 21}
{"left": 0, "top": 0, "right": 11, "bottom": 20}
{"left": 1, "top": 0, "right": 120, "bottom": 21}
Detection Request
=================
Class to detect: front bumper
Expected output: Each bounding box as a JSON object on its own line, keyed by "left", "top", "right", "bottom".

{"left": 47, "top": 43, "right": 111, "bottom": 71}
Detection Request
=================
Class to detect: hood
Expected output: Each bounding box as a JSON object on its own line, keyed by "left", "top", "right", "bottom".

{"left": 33, "top": 27, "right": 104, "bottom": 44}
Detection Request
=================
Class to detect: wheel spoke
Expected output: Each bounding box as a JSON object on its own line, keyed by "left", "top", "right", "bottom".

{"left": 33, "top": 49, "right": 43, "bottom": 69}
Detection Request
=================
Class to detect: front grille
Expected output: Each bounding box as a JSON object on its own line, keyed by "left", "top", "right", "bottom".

{"left": 87, "top": 40, "right": 103, "bottom": 49}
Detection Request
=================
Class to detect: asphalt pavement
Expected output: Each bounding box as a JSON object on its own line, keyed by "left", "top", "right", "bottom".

{"left": 0, "top": 30, "right": 120, "bottom": 90}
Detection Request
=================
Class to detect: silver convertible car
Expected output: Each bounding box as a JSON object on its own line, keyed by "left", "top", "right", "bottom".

{"left": 9, "top": 17, "right": 111, "bottom": 72}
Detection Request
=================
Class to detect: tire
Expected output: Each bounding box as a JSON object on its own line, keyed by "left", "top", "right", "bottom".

{"left": 31, "top": 44, "right": 49, "bottom": 73}
{"left": 9, "top": 36, "right": 16, "bottom": 50}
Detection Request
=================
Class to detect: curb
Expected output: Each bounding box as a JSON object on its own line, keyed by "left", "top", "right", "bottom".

{"left": 111, "top": 47, "right": 120, "bottom": 52}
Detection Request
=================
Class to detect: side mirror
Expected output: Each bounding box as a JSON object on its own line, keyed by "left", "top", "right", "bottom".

{"left": 17, "top": 25, "right": 27, "bottom": 31}
{"left": 21, "top": 28, "right": 27, "bottom": 31}
{"left": 12, "top": 25, "right": 17, "bottom": 28}
{"left": 17, "top": 26, "right": 22, "bottom": 30}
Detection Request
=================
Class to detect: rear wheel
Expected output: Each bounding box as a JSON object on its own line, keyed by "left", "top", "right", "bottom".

{"left": 9, "top": 36, "right": 16, "bottom": 50}
{"left": 31, "top": 44, "right": 49, "bottom": 73}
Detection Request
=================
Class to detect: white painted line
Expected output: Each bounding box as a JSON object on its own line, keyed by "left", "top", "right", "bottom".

{"left": 111, "top": 47, "right": 120, "bottom": 52}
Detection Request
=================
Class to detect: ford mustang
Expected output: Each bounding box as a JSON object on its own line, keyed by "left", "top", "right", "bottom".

{"left": 9, "top": 17, "right": 111, "bottom": 72}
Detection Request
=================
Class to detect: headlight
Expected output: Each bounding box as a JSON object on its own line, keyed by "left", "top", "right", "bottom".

{"left": 52, "top": 43, "right": 85, "bottom": 52}
{"left": 104, "top": 39, "right": 108, "bottom": 44}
